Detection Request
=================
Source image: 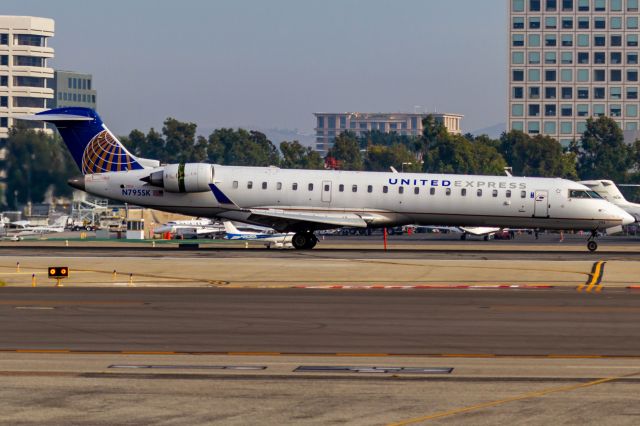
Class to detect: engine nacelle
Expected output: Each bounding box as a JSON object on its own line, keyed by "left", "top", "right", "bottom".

{"left": 143, "top": 163, "right": 214, "bottom": 193}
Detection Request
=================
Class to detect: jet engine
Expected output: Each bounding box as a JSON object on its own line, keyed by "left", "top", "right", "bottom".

{"left": 141, "top": 163, "right": 213, "bottom": 193}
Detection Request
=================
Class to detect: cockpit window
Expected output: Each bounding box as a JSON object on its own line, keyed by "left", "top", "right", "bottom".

{"left": 569, "top": 189, "right": 601, "bottom": 199}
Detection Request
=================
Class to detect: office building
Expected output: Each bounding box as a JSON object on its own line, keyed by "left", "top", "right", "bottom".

{"left": 509, "top": 0, "right": 640, "bottom": 145}
{"left": 52, "top": 70, "right": 97, "bottom": 110}
{"left": 314, "top": 112, "right": 463, "bottom": 153}
{"left": 0, "top": 16, "right": 54, "bottom": 144}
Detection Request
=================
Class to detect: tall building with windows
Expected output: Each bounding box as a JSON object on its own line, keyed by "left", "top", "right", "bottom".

{"left": 314, "top": 112, "right": 463, "bottom": 153}
{"left": 52, "top": 70, "right": 97, "bottom": 110}
{"left": 0, "top": 16, "right": 54, "bottom": 200}
{"left": 509, "top": 0, "right": 640, "bottom": 146}
{"left": 0, "top": 16, "right": 54, "bottom": 142}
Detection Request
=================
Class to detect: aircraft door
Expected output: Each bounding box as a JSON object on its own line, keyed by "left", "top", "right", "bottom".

{"left": 321, "top": 180, "right": 332, "bottom": 203}
{"left": 534, "top": 190, "right": 549, "bottom": 217}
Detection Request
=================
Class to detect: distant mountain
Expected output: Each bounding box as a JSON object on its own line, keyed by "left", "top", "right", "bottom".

{"left": 469, "top": 123, "right": 506, "bottom": 139}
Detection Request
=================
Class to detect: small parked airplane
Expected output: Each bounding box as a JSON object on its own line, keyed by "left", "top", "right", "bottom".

{"left": 20, "top": 107, "right": 634, "bottom": 251}
{"left": 154, "top": 218, "right": 225, "bottom": 238}
{"left": 2, "top": 216, "right": 68, "bottom": 240}
{"left": 223, "top": 220, "right": 293, "bottom": 248}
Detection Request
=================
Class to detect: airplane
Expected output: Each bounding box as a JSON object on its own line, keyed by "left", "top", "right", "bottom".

{"left": 21, "top": 107, "right": 634, "bottom": 252}
{"left": 2, "top": 215, "right": 68, "bottom": 240}
{"left": 154, "top": 218, "right": 225, "bottom": 238}
{"left": 579, "top": 180, "right": 640, "bottom": 222}
{"left": 223, "top": 220, "right": 294, "bottom": 248}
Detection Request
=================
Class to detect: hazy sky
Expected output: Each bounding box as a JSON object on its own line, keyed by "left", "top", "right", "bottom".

{"left": 4, "top": 0, "right": 507, "bottom": 136}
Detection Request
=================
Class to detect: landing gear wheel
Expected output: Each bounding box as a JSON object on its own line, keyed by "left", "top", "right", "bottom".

{"left": 292, "top": 232, "right": 317, "bottom": 250}
{"left": 306, "top": 235, "right": 318, "bottom": 249}
{"left": 587, "top": 240, "right": 598, "bottom": 252}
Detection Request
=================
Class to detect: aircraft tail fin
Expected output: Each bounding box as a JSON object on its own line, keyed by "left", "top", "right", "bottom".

{"left": 18, "top": 107, "right": 145, "bottom": 175}
{"left": 580, "top": 180, "right": 628, "bottom": 204}
{"left": 223, "top": 220, "right": 242, "bottom": 235}
{"left": 52, "top": 215, "right": 69, "bottom": 227}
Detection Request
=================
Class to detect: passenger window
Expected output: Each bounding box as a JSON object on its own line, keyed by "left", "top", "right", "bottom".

{"left": 339, "top": 184, "right": 344, "bottom": 192}
{"left": 352, "top": 185, "right": 357, "bottom": 192}
{"left": 262, "top": 182, "right": 267, "bottom": 190}
{"left": 477, "top": 189, "right": 483, "bottom": 196}
{"left": 521, "top": 190, "right": 526, "bottom": 198}
{"left": 492, "top": 189, "right": 498, "bottom": 197}
{"left": 461, "top": 188, "right": 467, "bottom": 196}
{"left": 367, "top": 185, "right": 373, "bottom": 193}
{"left": 414, "top": 187, "right": 419, "bottom": 194}
{"left": 430, "top": 188, "right": 435, "bottom": 195}
{"left": 399, "top": 186, "right": 404, "bottom": 194}
{"left": 383, "top": 186, "right": 388, "bottom": 193}
{"left": 324, "top": 184, "right": 330, "bottom": 191}
{"left": 308, "top": 183, "right": 314, "bottom": 191}
{"left": 292, "top": 183, "right": 298, "bottom": 190}
{"left": 277, "top": 182, "right": 282, "bottom": 190}
{"left": 247, "top": 181, "right": 253, "bottom": 189}
{"left": 446, "top": 188, "right": 451, "bottom": 196}
{"left": 506, "top": 190, "right": 511, "bottom": 198}
{"left": 232, "top": 181, "right": 238, "bottom": 189}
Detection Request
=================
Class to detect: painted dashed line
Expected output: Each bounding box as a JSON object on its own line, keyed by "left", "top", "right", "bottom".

{"left": 291, "top": 284, "right": 556, "bottom": 290}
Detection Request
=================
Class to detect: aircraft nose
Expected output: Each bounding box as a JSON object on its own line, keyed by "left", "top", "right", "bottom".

{"left": 67, "top": 176, "right": 85, "bottom": 191}
{"left": 621, "top": 209, "right": 635, "bottom": 226}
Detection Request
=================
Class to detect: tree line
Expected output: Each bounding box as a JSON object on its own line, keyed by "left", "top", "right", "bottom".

{"left": 3, "top": 114, "right": 639, "bottom": 208}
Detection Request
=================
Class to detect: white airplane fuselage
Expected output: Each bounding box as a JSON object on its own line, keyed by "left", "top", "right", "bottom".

{"left": 76, "top": 165, "right": 632, "bottom": 232}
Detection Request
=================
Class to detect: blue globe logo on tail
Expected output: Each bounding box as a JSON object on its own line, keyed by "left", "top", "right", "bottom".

{"left": 81, "top": 130, "right": 138, "bottom": 174}
{"left": 28, "top": 107, "right": 144, "bottom": 175}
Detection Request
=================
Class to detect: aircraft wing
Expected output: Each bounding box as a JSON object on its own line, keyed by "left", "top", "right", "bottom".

{"left": 246, "top": 209, "right": 368, "bottom": 231}
{"left": 209, "top": 183, "right": 368, "bottom": 231}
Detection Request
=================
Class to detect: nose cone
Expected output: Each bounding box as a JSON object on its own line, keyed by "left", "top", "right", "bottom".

{"left": 67, "top": 176, "right": 85, "bottom": 191}
{"left": 621, "top": 209, "right": 635, "bottom": 226}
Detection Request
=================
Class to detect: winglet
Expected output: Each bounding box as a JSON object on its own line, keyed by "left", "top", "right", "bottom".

{"left": 209, "top": 184, "right": 239, "bottom": 207}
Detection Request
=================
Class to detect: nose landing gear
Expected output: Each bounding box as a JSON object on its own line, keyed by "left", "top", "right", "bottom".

{"left": 292, "top": 231, "right": 318, "bottom": 250}
{"left": 587, "top": 230, "right": 598, "bottom": 252}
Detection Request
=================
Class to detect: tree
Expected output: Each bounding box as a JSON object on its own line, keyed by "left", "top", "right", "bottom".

{"left": 471, "top": 138, "right": 509, "bottom": 175}
{"left": 358, "top": 130, "right": 421, "bottom": 153}
{"left": 327, "top": 131, "right": 363, "bottom": 170}
{"left": 4, "top": 125, "right": 75, "bottom": 208}
{"left": 422, "top": 133, "right": 478, "bottom": 174}
{"left": 420, "top": 114, "right": 448, "bottom": 152}
{"left": 573, "top": 116, "right": 633, "bottom": 181}
{"left": 280, "top": 141, "right": 324, "bottom": 169}
{"left": 365, "top": 144, "right": 419, "bottom": 172}
{"left": 162, "top": 118, "right": 198, "bottom": 163}
{"left": 203, "top": 128, "right": 281, "bottom": 166}
{"left": 499, "top": 131, "right": 577, "bottom": 178}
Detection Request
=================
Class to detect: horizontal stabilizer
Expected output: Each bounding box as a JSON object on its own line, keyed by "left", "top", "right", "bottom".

{"left": 16, "top": 113, "right": 94, "bottom": 122}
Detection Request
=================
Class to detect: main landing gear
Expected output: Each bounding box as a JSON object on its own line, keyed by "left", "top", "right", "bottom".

{"left": 587, "top": 230, "right": 598, "bottom": 252}
{"left": 292, "top": 231, "right": 318, "bottom": 250}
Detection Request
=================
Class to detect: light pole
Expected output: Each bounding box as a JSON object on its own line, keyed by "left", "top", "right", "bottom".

{"left": 401, "top": 162, "right": 412, "bottom": 172}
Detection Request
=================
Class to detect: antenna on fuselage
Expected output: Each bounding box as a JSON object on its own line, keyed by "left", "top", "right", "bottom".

{"left": 504, "top": 167, "right": 513, "bottom": 177}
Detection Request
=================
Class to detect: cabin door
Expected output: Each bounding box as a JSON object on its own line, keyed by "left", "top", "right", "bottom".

{"left": 321, "top": 180, "right": 332, "bottom": 203}
{"left": 533, "top": 190, "right": 549, "bottom": 217}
